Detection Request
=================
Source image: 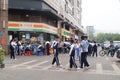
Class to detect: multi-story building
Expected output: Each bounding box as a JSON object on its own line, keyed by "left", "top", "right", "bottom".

{"left": 1, "top": 0, "right": 84, "bottom": 49}
{"left": 86, "top": 26, "right": 94, "bottom": 40}
{"left": 8, "top": 0, "right": 84, "bottom": 42}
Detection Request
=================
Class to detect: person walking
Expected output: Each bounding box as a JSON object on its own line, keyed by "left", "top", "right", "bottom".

{"left": 68, "top": 39, "right": 77, "bottom": 70}
{"left": 75, "top": 40, "right": 80, "bottom": 60}
{"left": 92, "top": 41, "right": 98, "bottom": 57}
{"left": 52, "top": 35, "right": 61, "bottom": 67}
{"left": 10, "top": 39, "right": 17, "bottom": 60}
{"left": 80, "top": 35, "right": 90, "bottom": 69}
{"left": 45, "top": 41, "right": 50, "bottom": 55}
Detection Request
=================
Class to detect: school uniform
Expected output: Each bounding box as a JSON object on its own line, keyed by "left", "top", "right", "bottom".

{"left": 10, "top": 41, "right": 17, "bottom": 59}
{"left": 80, "top": 40, "right": 90, "bottom": 68}
{"left": 69, "top": 44, "right": 77, "bottom": 68}
{"left": 52, "top": 41, "right": 60, "bottom": 66}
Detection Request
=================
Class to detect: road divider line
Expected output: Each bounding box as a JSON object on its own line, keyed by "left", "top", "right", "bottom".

{"left": 11, "top": 60, "right": 37, "bottom": 68}
{"left": 112, "top": 64, "right": 120, "bottom": 74}
{"left": 27, "top": 61, "right": 49, "bottom": 69}
{"left": 96, "top": 63, "right": 103, "bottom": 74}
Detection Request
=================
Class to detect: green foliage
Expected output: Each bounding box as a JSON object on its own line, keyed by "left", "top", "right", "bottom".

{"left": 96, "top": 33, "right": 120, "bottom": 43}
{"left": 0, "top": 48, "right": 4, "bottom": 64}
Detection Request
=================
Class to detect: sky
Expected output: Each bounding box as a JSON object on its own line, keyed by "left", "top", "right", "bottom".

{"left": 82, "top": 0, "right": 120, "bottom": 34}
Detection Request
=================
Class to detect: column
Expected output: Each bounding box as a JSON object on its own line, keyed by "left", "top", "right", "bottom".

{"left": 0, "top": 0, "right": 8, "bottom": 54}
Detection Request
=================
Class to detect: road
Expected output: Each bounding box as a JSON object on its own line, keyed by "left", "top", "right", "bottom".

{"left": 0, "top": 53, "right": 120, "bottom": 80}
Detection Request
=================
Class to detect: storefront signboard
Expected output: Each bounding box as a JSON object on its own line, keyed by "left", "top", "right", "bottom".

{"left": 8, "top": 21, "right": 58, "bottom": 35}
{"left": 61, "top": 29, "right": 70, "bottom": 38}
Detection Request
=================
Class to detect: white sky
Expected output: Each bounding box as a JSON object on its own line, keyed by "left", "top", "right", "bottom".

{"left": 82, "top": 0, "right": 120, "bottom": 34}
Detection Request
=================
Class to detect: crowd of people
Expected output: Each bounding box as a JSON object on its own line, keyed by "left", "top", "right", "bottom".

{"left": 9, "top": 35, "right": 119, "bottom": 71}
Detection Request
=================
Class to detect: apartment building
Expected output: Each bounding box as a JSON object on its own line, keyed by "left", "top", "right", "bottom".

{"left": 1, "top": 0, "right": 84, "bottom": 46}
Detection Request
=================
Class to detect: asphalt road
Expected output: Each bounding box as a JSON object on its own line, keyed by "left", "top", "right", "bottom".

{"left": 0, "top": 53, "right": 120, "bottom": 80}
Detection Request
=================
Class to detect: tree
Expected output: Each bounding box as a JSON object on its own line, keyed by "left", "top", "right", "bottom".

{"left": 96, "top": 33, "right": 120, "bottom": 43}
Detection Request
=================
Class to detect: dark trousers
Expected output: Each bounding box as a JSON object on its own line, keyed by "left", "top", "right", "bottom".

{"left": 52, "top": 53, "right": 60, "bottom": 66}
{"left": 10, "top": 49, "right": 15, "bottom": 59}
{"left": 92, "top": 51, "right": 97, "bottom": 57}
{"left": 69, "top": 56, "right": 77, "bottom": 68}
{"left": 46, "top": 48, "right": 50, "bottom": 55}
{"left": 81, "top": 52, "right": 89, "bottom": 68}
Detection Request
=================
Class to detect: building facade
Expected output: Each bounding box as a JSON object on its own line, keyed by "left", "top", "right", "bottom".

{"left": 43, "top": 0, "right": 84, "bottom": 40}
{"left": 1, "top": 0, "right": 84, "bottom": 47}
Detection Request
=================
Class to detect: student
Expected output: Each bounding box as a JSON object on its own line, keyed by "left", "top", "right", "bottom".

{"left": 68, "top": 39, "right": 77, "bottom": 70}
{"left": 10, "top": 39, "right": 17, "bottom": 60}
{"left": 92, "top": 41, "right": 98, "bottom": 57}
{"left": 80, "top": 35, "right": 90, "bottom": 69}
{"left": 52, "top": 35, "right": 61, "bottom": 67}
{"left": 45, "top": 41, "right": 50, "bottom": 55}
{"left": 75, "top": 40, "right": 80, "bottom": 60}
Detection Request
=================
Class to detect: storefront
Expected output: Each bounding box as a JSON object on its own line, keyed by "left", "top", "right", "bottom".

{"left": 8, "top": 21, "right": 58, "bottom": 44}
{"left": 61, "top": 28, "right": 70, "bottom": 41}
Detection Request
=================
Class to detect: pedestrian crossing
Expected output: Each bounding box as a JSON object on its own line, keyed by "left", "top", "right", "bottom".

{"left": 6, "top": 59, "right": 120, "bottom": 75}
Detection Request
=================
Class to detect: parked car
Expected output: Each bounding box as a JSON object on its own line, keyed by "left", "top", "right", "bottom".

{"left": 116, "top": 48, "right": 120, "bottom": 59}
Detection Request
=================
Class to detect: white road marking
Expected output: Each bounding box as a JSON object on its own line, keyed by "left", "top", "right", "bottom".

{"left": 96, "top": 63, "right": 103, "bottom": 74}
{"left": 112, "top": 64, "right": 120, "bottom": 74}
{"left": 27, "top": 61, "right": 49, "bottom": 69}
{"left": 41, "top": 65, "right": 52, "bottom": 70}
{"left": 106, "top": 57, "right": 109, "bottom": 61}
{"left": 64, "top": 63, "right": 69, "bottom": 69}
{"left": 11, "top": 60, "right": 37, "bottom": 68}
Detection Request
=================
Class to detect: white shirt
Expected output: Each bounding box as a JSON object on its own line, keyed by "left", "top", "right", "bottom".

{"left": 69, "top": 44, "right": 75, "bottom": 55}
{"left": 11, "top": 41, "right": 17, "bottom": 48}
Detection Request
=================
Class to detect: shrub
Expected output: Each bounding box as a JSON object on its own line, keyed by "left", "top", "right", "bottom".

{"left": 0, "top": 48, "right": 4, "bottom": 64}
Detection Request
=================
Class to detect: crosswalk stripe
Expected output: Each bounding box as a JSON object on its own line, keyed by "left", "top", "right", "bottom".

{"left": 27, "top": 61, "right": 49, "bottom": 69}
{"left": 64, "top": 63, "right": 69, "bottom": 69}
{"left": 112, "top": 64, "right": 120, "bottom": 74}
{"left": 96, "top": 63, "right": 103, "bottom": 74}
{"left": 11, "top": 60, "right": 37, "bottom": 68}
{"left": 41, "top": 65, "right": 52, "bottom": 70}
{"left": 106, "top": 57, "right": 109, "bottom": 61}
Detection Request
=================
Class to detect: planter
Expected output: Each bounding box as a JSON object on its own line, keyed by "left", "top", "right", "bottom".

{"left": 0, "top": 48, "right": 5, "bottom": 68}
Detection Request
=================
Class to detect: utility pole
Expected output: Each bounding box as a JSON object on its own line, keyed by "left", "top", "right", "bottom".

{"left": 0, "top": 0, "right": 8, "bottom": 54}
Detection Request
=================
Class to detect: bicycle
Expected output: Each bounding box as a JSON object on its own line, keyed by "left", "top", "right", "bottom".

{"left": 99, "top": 47, "right": 111, "bottom": 57}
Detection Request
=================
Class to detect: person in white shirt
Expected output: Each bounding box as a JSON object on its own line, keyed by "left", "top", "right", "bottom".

{"left": 75, "top": 40, "right": 80, "bottom": 60}
{"left": 52, "top": 35, "right": 61, "bottom": 67}
{"left": 10, "top": 39, "right": 17, "bottom": 59}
